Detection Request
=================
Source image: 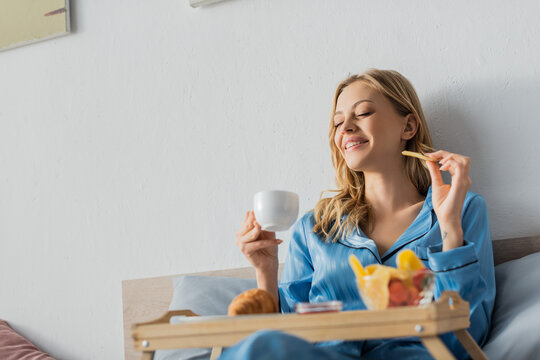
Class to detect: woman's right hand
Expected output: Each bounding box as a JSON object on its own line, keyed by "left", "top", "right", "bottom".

{"left": 235, "top": 211, "right": 283, "bottom": 272}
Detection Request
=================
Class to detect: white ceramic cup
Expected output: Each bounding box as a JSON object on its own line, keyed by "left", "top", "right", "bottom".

{"left": 253, "top": 190, "right": 299, "bottom": 232}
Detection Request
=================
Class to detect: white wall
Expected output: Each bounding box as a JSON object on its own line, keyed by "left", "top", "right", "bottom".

{"left": 1, "top": 0, "right": 539, "bottom": 358}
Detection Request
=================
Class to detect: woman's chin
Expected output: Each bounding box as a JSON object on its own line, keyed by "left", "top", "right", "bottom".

{"left": 345, "top": 162, "right": 366, "bottom": 172}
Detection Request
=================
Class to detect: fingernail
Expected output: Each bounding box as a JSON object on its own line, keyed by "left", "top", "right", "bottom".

{"left": 277, "top": 240, "right": 283, "bottom": 244}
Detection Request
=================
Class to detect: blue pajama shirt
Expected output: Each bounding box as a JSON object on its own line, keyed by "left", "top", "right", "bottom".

{"left": 221, "top": 186, "right": 496, "bottom": 359}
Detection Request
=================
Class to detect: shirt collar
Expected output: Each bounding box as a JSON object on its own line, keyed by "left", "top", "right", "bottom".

{"left": 337, "top": 185, "right": 434, "bottom": 256}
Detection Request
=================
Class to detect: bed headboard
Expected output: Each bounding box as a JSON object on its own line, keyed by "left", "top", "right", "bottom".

{"left": 122, "top": 235, "right": 540, "bottom": 360}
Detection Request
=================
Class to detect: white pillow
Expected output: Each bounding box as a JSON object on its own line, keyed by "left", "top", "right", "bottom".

{"left": 154, "top": 275, "right": 257, "bottom": 360}
{"left": 483, "top": 252, "right": 540, "bottom": 359}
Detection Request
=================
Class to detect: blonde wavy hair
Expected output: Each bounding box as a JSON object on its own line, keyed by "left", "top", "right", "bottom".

{"left": 312, "top": 69, "right": 435, "bottom": 242}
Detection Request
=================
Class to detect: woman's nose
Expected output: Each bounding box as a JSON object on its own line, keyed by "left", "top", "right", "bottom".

{"left": 340, "top": 115, "right": 357, "bottom": 133}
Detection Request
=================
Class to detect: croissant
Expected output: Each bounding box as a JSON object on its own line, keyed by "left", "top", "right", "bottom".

{"left": 228, "top": 288, "right": 279, "bottom": 316}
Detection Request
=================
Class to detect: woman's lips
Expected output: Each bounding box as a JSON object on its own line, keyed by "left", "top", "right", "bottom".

{"left": 345, "top": 141, "right": 368, "bottom": 152}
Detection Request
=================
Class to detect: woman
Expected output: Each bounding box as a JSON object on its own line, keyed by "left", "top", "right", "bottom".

{"left": 224, "top": 69, "right": 495, "bottom": 359}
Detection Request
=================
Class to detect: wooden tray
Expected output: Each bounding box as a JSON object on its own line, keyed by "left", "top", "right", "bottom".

{"left": 132, "top": 291, "right": 487, "bottom": 360}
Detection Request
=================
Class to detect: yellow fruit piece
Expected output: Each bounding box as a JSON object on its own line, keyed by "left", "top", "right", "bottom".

{"left": 355, "top": 277, "right": 366, "bottom": 292}
{"left": 349, "top": 255, "right": 367, "bottom": 278}
{"left": 362, "top": 267, "right": 391, "bottom": 310}
{"left": 364, "top": 264, "right": 379, "bottom": 275}
{"left": 349, "top": 250, "right": 428, "bottom": 309}
{"left": 396, "top": 249, "right": 425, "bottom": 272}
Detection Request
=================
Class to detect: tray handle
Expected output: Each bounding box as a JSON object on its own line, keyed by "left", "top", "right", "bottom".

{"left": 437, "top": 291, "right": 463, "bottom": 309}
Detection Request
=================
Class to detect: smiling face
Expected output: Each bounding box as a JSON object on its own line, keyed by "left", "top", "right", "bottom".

{"left": 333, "top": 81, "right": 415, "bottom": 172}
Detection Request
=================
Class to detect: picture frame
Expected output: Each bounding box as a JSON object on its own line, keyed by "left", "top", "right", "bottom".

{"left": 0, "top": 0, "right": 71, "bottom": 52}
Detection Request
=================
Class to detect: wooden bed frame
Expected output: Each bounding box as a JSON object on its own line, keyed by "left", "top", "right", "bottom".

{"left": 122, "top": 235, "right": 540, "bottom": 360}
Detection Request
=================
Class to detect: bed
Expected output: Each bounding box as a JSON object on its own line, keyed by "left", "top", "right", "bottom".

{"left": 122, "top": 235, "right": 540, "bottom": 360}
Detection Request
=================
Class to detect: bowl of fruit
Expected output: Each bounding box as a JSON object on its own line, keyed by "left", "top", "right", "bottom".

{"left": 349, "top": 249, "right": 435, "bottom": 310}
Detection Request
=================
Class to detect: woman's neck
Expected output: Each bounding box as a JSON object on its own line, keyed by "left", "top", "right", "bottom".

{"left": 363, "top": 169, "right": 425, "bottom": 218}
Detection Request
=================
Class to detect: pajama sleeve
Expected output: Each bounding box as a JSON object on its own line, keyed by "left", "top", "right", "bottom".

{"left": 427, "top": 194, "right": 496, "bottom": 359}
{"left": 278, "top": 216, "right": 314, "bottom": 313}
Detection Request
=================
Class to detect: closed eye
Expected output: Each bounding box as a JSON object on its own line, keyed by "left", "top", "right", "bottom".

{"left": 334, "top": 112, "right": 371, "bottom": 128}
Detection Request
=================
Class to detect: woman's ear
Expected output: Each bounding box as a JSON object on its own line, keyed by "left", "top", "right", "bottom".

{"left": 402, "top": 113, "right": 418, "bottom": 140}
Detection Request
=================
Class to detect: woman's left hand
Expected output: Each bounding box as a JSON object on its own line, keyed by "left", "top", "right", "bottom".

{"left": 425, "top": 150, "right": 472, "bottom": 250}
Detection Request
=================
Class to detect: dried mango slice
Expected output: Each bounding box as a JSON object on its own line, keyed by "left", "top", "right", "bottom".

{"left": 396, "top": 249, "right": 425, "bottom": 272}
